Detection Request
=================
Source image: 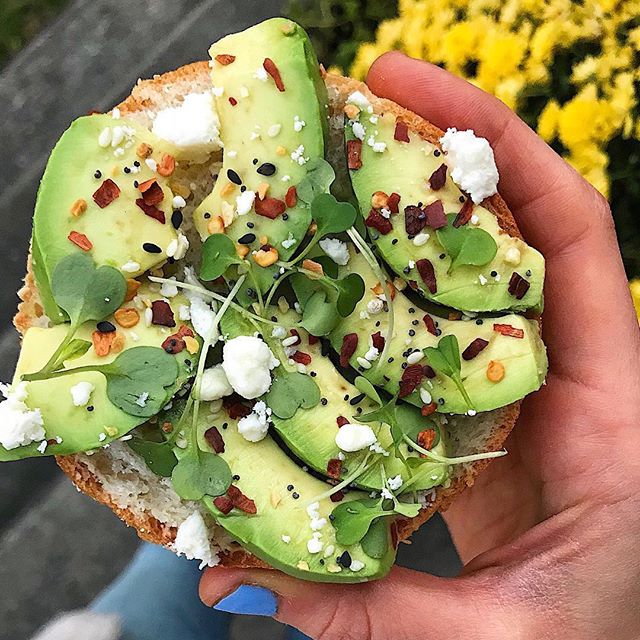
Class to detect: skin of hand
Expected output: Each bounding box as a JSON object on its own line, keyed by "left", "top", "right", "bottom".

{"left": 200, "top": 52, "right": 640, "bottom": 639}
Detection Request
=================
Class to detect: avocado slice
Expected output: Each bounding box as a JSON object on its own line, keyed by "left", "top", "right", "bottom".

{"left": 199, "top": 410, "right": 396, "bottom": 582}
{"left": 33, "top": 114, "right": 182, "bottom": 321}
{"left": 193, "top": 18, "right": 328, "bottom": 295}
{"left": 330, "top": 249, "right": 547, "bottom": 414}
{"left": 0, "top": 284, "right": 197, "bottom": 460}
{"left": 345, "top": 110, "right": 545, "bottom": 312}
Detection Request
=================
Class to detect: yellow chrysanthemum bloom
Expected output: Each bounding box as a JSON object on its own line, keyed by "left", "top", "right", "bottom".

{"left": 631, "top": 280, "right": 640, "bottom": 321}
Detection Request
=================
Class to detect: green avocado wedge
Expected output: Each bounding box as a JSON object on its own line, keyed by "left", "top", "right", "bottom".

{"left": 330, "top": 250, "right": 547, "bottom": 414}
{"left": 33, "top": 114, "right": 183, "bottom": 321}
{"left": 345, "top": 109, "right": 545, "bottom": 312}
{"left": 199, "top": 411, "right": 396, "bottom": 583}
{"left": 0, "top": 285, "right": 197, "bottom": 461}
{"left": 193, "top": 18, "right": 328, "bottom": 298}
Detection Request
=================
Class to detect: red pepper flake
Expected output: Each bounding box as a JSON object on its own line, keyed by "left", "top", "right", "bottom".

{"left": 493, "top": 323, "right": 525, "bottom": 339}
{"left": 424, "top": 200, "right": 447, "bottom": 229}
{"left": 68, "top": 231, "right": 92, "bottom": 251}
{"left": 213, "top": 495, "right": 234, "bottom": 515}
{"left": 407, "top": 279, "right": 420, "bottom": 291}
{"left": 508, "top": 272, "right": 531, "bottom": 300}
{"left": 330, "top": 490, "right": 345, "bottom": 503}
{"left": 416, "top": 258, "right": 437, "bottom": 294}
{"left": 138, "top": 178, "right": 164, "bottom": 205}
{"left": 228, "top": 96, "right": 238, "bottom": 106}
{"left": 135, "top": 198, "right": 165, "bottom": 224}
{"left": 336, "top": 415, "right": 349, "bottom": 427}
{"left": 417, "top": 428, "right": 436, "bottom": 453}
{"left": 404, "top": 205, "right": 426, "bottom": 236}
{"left": 263, "top": 57, "right": 285, "bottom": 91}
{"left": 255, "top": 196, "right": 286, "bottom": 219}
{"left": 422, "top": 313, "right": 437, "bottom": 336}
{"left": 227, "top": 484, "right": 257, "bottom": 514}
{"left": 365, "top": 209, "right": 393, "bottom": 234}
{"left": 151, "top": 300, "right": 175, "bottom": 327}
{"left": 284, "top": 185, "right": 297, "bottom": 208}
{"left": 371, "top": 331, "right": 385, "bottom": 352}
{"left": 399, "top": 363, "right": 425, "bottom": 397}
{"left": 387, "top": 192, "right": 401, "bottom": 214}
{"left": 291, "top": 351, "right": 311, "bottom": 365}
{"left": 93, "top": 178, "right": 121, "bottom": 208}
{"left": 308, "top": 334, "right": 319, "bottom": 345}
{"left": 394, "top": 120, "right": 410, "bottom": 142}
{"left": 340, "top": 333, "right": 358, "bottom": 368}
{"left": 204, "top": 426, "right": 225, "bottom": 453}
{"left": 347, "top": 139, "right": 363, "bottom": 170}
{"left": 421, "top": 402, "right": 437, "bottom": 417}
{"left": 462, "top": 337, "right": 489, "bottom": 360}
{"left": 453, "top": 198, "right": 474, "bottom": 227}
{"left": 224, "top": 401, "right": 252, "bottom": 420}
{"left": 215, "top": 53, "right": 236, "bottom": 65}
{"left": 424, "top": 365, "right": 436, "bottom": 378}
{"left": 326, "top": 458, "right": 343, "bottom": 479}
{"left": 161, "top": 324, "right": 194, "bottom": 354}
{"left": 428, "top": 163, "right": 447, "bottom": 191}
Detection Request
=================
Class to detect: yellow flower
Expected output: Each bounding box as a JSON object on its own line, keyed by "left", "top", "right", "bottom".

{"left": 631, "top": 280, "right": 640, "bottom": 321}
{"left": 537, "top": 100, "right": 561, "bottom": 142}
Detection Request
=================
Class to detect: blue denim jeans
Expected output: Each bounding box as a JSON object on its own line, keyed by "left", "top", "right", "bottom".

{"left": 92, "top": 543, "right": 309, "bottom": 640}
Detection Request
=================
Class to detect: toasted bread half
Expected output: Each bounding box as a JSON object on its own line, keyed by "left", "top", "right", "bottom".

{"left": 14, "top": 61, "right": 525, "bottom": 569}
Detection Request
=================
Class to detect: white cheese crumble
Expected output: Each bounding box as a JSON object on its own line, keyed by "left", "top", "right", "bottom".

{"left": 281, "top": 535, "right": 291, "bottom": 544}
{"left": 160, "top": 277, "right": 179, "bottom": 298}
{"left": 237, "top": 400, "right": 271, "bottom": 443}
{"left": 439, "top": 128, "right": 499, "bottom": 204}
{"left": 254, "top": 67, "right": 268, "bottom": 81}
{"left": 188, "top": 297, "right": 215, "bottom": 339}
{"left": 152, "top": 92, "right": 222, "bottom": 157}
{"left": 319, "top": 238, "right": 350, "bottom": 266}
{"left": 222, "top": 336, "right": 279, "bottom": 399}
{"left": 351, "top": 121, "right": 366, "bottom": 140}
{"left": 174, "top": 512, "right": 219, "bottom": 569}
{"left": 307, "top": 532, "right": 323, "bottom": 554}
{"left": 290, "top": 145, "right": 308, "bottom": 165}
{"left": 236, "top": 190, "right": 256, "bottom": 216}
{"left": 178, "top": 305, "right": 191, "bottom": 321}
{"left": 271, "top": 326, "right": 287, "bottom": 339}
{"left": 281, "top": 232, "right": 296, "bottom": 250}
{"left": 346, "top": 91, "right": 372, "bottom": 111}
{"left": 470, "top": 214, "right": 480, "bottom": 225}
{"left": 293, "top": 115, "right": 306, "bottom": 131}
{"left": 387, "top": 475, "right": 403, "bottom": 491}
{"left": 364, "top": 346, "right": 379, "bottom": 362}
{"left": 350, "top": 560, "right": 365, "bottom": 572}
{"left": 135, "top": 392, "right": 149, "bottom": 407}
{"left": 172, "top": 195, "right": 187, "bottom": 209}
{"left": 504, "top": 246, "right": 522, "bottom": 265}
{"left": 70, "top": 381, "right": 95, "bottom": 407}
{"left": 335, "top": 423, "right": 377, "bottom": 452}
{"left": 479, "top": 274, "right": 488, "bottom": 286}
{"left": 366, "top": 298, "right": 384, "bottom": 315}
{"left": 0, "top": 382, "right": 45, "bottom": 450}
{"left": 121, "top": 260, "right": 140, "bottom": 273}
{"left": 199, "top": 365, "right": 233, "bottom": 401}
{"left": 145, "top": 158, "right": 158, "bottom": 172}
{"left": 166, "top": 233, "right": 189, "bottom": 260}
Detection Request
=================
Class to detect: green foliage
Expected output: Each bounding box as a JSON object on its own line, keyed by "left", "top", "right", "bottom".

{"left": 128, "top": 438, "right": 178, "bottom": 477}
{"left": 200, "top": 233, "right": 244, "bottom": 281}
{"left": 436, "top": 214, "right": 498, "bottom": 272}
{"left": 360, "top": 517, "right": 388, "bottom": 558}
{"left": 296, "top": 158, "right": 336, "bottom": 205}
{"left": 311, "top": 193, "right": 357, "bottom": 235}
{"left": 171, "top": 452, "right": 232, "bottom": 501}
{"left": 57, "top": 338, "right": 91, "bottom": 363}
{"left": 265, "top": 370, "right": 321, "bottom": 419}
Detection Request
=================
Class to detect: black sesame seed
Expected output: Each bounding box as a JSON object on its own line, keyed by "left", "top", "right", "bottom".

{"left": 227, "top": 169, "right": 242, "bottom": 185}
{"left": 222, "top": 422, "right": 228, "bottom": 430}
{"left": 252, "top": 158, "right": 259, "bottom": 165}
{"left": 282, "top": 213, "right": 289, "bottom": 221}
{"left": 329, "top": 514, "right": 335, "bottom": 521}
{"left": 383, "top": 375, "right": 390, "bottom": 382}
{"left": 338, "top": 551, "right": 352, "bottom": 568}
{"left": 87, "top": 405, "right": 94, "bottom": 412}
{"left": 171, "top": 210, "right": 183, "bottom": 229}
{"left": 476, "top": 319, "right": 484, "bottom": 325}
{"left": 246, "top": 288, "right": 256, "bottom": 299}
{"left": 257, "top": 162, "right": 276, "bottom": 176}
{"left": 133, "top": 180, "right": 139, "bottom": 188}
{"left": 246, "top": 221, "right": 255, "bottom": 228}
{"left": 350, "top": 393, "right": 365, "bottom": 406}
{"left": 143, "top": 242, "right": 162, "bottom": 253}
{"left": 439, "top": 253, "right": 446, "bottom": 259}
{"left": 403, "top": 266, "right": 411, "bottom": 274}
{"left": 459, "top": 195, "right": 465, "bottom": 203}
{"left": 526, "top": 269, "right": 532, "bottom": 277}
{"left": 287, "top": 484, "right": 294, "bottom": 491}
{"left": 358, "top": 367, "right": 364, "bottom": 373}
{"left": 232, "top": 474, "right": 240, "bottom": 481}
{"left": 434, "top": 149, "right": 441, "bottom": 157}
{"left": 133, "top": 161, "right": 140, "bottom": 167}
{"left": 343, "top": 394, "right": 349, "bottom": 401}
{"left": 356, "top": 407, "right": 362, "bottom": 414}
{"left": 238, "top": 233, "right": 256, "bottom": 244}
{"left": 408, "top": 307, "right": 415, "bottom": 314}
{"left": 409, "top": 329, "right": 416, "bottom": 337}
{"left": 371, "top": 232, "right": 380, "bottom": 241}
{"left": 240, "top": 185, "right": 247, "bottom": 192}
{"left": 412, "top": 319, "right": 419, "bottom": 326}
{"left": 310, "top": 371, "right": 317, "bottom": 377}
{"left": 292, "top": 492, "right": 299, "bottom": 499}
{"left": 319, "top": 559, "right": 325, "bottom": 565}
{"left": 97, "top": 321, "right": 116, "bottom": 333}
{"left": 388, "top": 357, "right": 395, "bottom": 363}
{"left": 401, "top": 362, "right": 408, "bottom": 369}
{"left": 407, "top": 235, "right": 415, "bottom": 241}
{"left": 94, "top": 170, "right": 102, "bottom": 179}
{"left": 375, "top": 321, "right": 381, "bottom": 327}
{"left": 392, "top": 238, "right": 398, "bottom": 245}
{"left": 123, "top": 166, "right": 131, "bottom": 174}
{"left": 491, "top": 270, "right": 498, "bottom": 277}
{"left": 321, "top": 398, "right": 328, "bottom": 406}
{"left": 204, "top": 212, "right": 211, "bottom": 219}
{"left": 438, "top": 398, "right": 445, "bottom": 405}
{"left": 407, "top": 445, "right": 414, "bottom": 453}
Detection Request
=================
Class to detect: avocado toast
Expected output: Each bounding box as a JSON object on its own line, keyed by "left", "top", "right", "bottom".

{"left": 3, "top": 19, "right": 547, "bottom": 582}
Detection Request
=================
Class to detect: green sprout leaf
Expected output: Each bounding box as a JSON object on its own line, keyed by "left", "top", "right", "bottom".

{"left": 57, "top": 338, "right": 92, "bottom": 363}
{"left": 265, "top": 370, "right": 321, "bottom": 419}
{"left": 360, "top": 517, "right": 389, "bottom": 559}
{"left": 354, "top": 376, "right": 382, "bottom": 406}
{"left": 300, "top": 289, "right": 340, "bottom": 336}
{"left": 171, "top": 452, "right": 232, "bottom": 500}
{"left": 201, "top": 233, "right": 243, "bottom": 281}
{"left": 311, "top": 193, "right": 357, "bottom": 236}
{"left": 335, "top": 273, "right": 365, "bottom": 317}
{"left": 392, "top": 501, "right": 421, "bottom": 518}
{"left": 296, "top": 158, "right": 336, "bottom": 205}
{"left": 128, "top": 438, "right": 178, "bottom": 477}
{"left": 436, "top": 214, "right": 498, "bottom": 272}
{"left": 331, "top": 498, "right": 391, "bottom": 546}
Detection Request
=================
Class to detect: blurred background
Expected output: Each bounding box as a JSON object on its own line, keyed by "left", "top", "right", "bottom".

{"left": 0, "top": 0, "right": 638, "bottom": 638}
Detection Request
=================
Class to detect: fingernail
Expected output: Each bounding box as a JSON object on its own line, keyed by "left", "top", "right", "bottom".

{"left": 213, "top": 585, "right": 277, "bottom": 617}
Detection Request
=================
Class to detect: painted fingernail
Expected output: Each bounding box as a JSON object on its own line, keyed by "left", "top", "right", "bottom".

{"left": 213, "top": 585, "right": 277, "bottom": 617}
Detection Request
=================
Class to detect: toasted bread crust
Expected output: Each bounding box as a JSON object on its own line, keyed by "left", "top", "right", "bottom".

{"left": 15, "top": 62, "right": 527, "bottom": 571}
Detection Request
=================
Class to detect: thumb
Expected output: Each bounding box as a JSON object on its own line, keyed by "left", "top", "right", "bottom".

{"left": 200, "top": 566, "right": 527, "bottom": 639}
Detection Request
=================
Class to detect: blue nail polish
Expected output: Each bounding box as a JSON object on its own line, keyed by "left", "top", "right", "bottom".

{"left": 214, "top": 585, "right": 277, "bottom": 617}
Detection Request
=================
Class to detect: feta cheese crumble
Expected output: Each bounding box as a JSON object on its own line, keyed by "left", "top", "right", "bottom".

{"left": 70, "top": 381, "right": 95, "bottom": 407}
{"left": 174, "top": 512, "right": 219, "bottom": 569}
{"left": 439, "top": 128, "right": 499, "bottom": 204}
{"left": 199, "top": 365, "right": 233, "bottom": 401}
{"left": 335, "top": 423, "right": 377, "bottom": 452}
{"left": 0, "top": 382, "right": 45, "bottom": 450}
{"left": 351, "top": 121, "right": 366, "bottom": 140}
{"left": 236, "top": 190, "right": 256, "bottom": 216}
{"left": 160, "top": 277, "right": 179, "bottom": 298}
{"left": 319, "top": 238, "right": 350, "bottom": 266}
{"left": 222, "top": 336, "right": 279, "bottom": 399}
{"left": 346, "top": 91, "right": 372, "bottom": 111}
{"left": 237, "top": 401, "right": 272, "bottom": 443}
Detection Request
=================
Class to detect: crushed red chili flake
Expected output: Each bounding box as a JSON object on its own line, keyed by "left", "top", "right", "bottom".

{"left": 394, "top": 120, "right": 410, "bottom": 142}
{"left": 215, "top": 53, "right": 236, "bottom": 65}
{"left": 227, "top": 484, "right": 257, "bottom": 514}
{"left": 416, "top": 258, "right": 437, "bottom": 294}
{"left": 284, "top": 185, "right": 297, "bottom": 208}
{"left": 204, "top": 426, "right": 225, "bottom": 454}
{"left": 371, "top": 331, "right": 385, "bottom": 352}
{"left": 224, "top": 400, "right": 252, "bottom": 420}
{"left": 336, "top": 415, "right": 349, "bottom": 427}
{"left": 255, "top": 196, "right": 286, "bottom": 219}
{"left": 291, "top": 351, "right": 311, "bottom": 365}
{"left": 508, "top": 272, "right": 531, "bottom": 300}
{"left": 68, "top": 231, "right": 92, "bottom": 251}
{"left": 424, "top": 200, "right": 447, "bottom": 229}
{"left": 423, "top": 365, "right": 436, "bottom": 378}
{"left": 422, "top": 313, "right": 437, "bottom": 336}
{"left": 138, "top": 178, "right": 164, "bottom": 205}
{"left": 151, "top": 300, "right": 176, "bottom": 327}
{"left": 263, "top": 57, "right": 285, "bottom": 91}
{"left": 421, "top": 402, "right": 437, "bottom": 417}
{"left": 340, "top": 333, "right": 358, "bottom": 367}
{"left": 404, "top": 205, "right": 426, "bottom": 235}
{"left": 228, "top": 96, "right": 238, "bottom": 106}
{"left": 493, "top": 323, "right": 525, "bottom": 339}
{"left": 327, "top": 458, "right": 343, "bottom": 479}
{"left": 399, "top": 363, "right": 425, "bottom": 397}
{"left": 453, "top": 198, "right": 474, "bottom": 227}
{"left": 93, "top": 179, "right": 121, "bottom": 208}
{"left": 135, "top": 198, "right": 165, "bottom": 224}
{"left": 428, "top": 163, "right": 448, "bottom": 190}
{"left": 308, "top": 334, "right": 319, "bottom": 345}
{"left": 365, "top": 209, "right": 392, "bottom": 234}
{"left": 387, "top": 192, "right": 401, "bottom": 214}
{"left": 347, "top": 139, "right": 363, "bottom": 170}
{"left": 213, "top": 495, "right": 234, "bottom": 515}
{"left": 161, "top": 325, "right": 194, "bottom": 354}
{"left": 462, "top": 338, "right": 489, "bottom": 360}
{"left": 407, "top": 279, "right": 420, "bottom": 291}
{"left": 417, "top": 428, "right": 437, "bottom": 452}
{"left": 330, "top": 490, "right": 345, "bottom": 503}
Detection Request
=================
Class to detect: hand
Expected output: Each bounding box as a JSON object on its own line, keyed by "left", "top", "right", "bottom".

{"left": 200, "top": 52, "right": 640, "bottom": 639}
